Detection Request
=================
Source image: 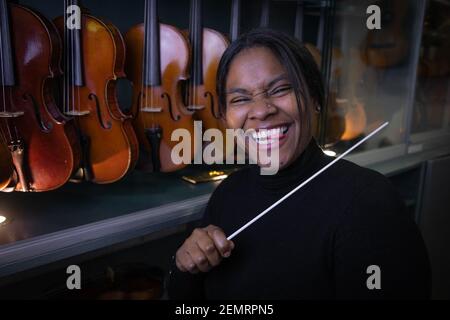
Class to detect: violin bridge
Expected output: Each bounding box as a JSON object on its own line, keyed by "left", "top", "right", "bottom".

{"left": 0, "top": 111, "right": 25, "bottom": 118}
{"left": 141, "top": 107, "right": 163, "bottom": 113}
{"left": 65, "top": 110, "right": 91, "bottom": 116}
{"left": 187, "top": 105, "right": 205, "bottom": 111}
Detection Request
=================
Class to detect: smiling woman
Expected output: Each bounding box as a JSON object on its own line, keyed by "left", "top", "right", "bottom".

{"left": 168, "top": 29, "right": 431, "bottom": 300}
{"left": 218, "top": 29, "right": 324, "bottom": 170}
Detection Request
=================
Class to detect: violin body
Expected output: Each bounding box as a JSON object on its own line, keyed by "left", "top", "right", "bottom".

{"left": 185, "top": 28, "right": 229, "bottom": 133}
{"left": 0, "top": 3, "right": 81, "bottom": 192}
{"left": 54, "top": 13, "right": 138, "bottom": 183}
{"left": 125, "top": 22, "right": 195, "bottom": 172}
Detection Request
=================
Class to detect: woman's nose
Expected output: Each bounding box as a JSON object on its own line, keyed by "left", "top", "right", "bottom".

{"left": 247, "top": 98, "right": 277, "bottom": 120}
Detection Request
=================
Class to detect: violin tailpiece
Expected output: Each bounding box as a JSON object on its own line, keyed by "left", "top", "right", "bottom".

{"left": 9, "top": 139, "right": 32, "bottom": 192}
{"left": 145, "top": 127, "right": 162, "bottom": 173}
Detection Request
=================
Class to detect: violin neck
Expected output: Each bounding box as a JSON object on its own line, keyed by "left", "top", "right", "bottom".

{"left": 259, "top": 0, "right": 270, "bottom": 28}
{"left": 65, "top": 0, "right": 84, "bottom": 86}
{"left": 143, "top": 0, "right": 161, "bottom": 87}
{"left": 189, "top": 0, "right": 203, "bottom": 85}
{"left": 294, "top": 1, "right": 304, "bottom": 41}
{"left": 0, "top": 0, "right": 15, "bottom": 86}
{"left": 230, "top": 0, "right": 241, "bottom": 42}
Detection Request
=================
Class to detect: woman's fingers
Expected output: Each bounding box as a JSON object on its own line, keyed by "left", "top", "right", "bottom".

{"left": 185, "top": 240, "right": 211, "bottom": 272}
{"left": 175, "top": 225, "right": 235, "bottom": 274}
{"left": 196, "top": 235, "right": 222, "bottom": 267}
{"left": 205, "top": 225, "right": 235, "bottom": 258}
{"left": 176, "top": 249, "right": 198, "bottom": 273}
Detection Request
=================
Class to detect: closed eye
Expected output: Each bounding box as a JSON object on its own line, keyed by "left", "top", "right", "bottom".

{"left": 230, "top": 96, "right": 252, "bottom": 105}
{"left": 269, "top": 84, "right": 293, "bottom": 97}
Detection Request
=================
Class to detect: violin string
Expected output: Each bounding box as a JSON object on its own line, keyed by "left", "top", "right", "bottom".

{"left": 63, "top": 0, "right": 71, "bottom": 113}
{"left": 66, "top": 0, "right": 72, "bottom": 114}
{"left": 68, "top": 0, "right": 72, "bottom": 115}
{"left": 70, "top": 0, "right": 76, "bottom": 112}
{"left": 195, "top": 0, "right": 201, "bottom": 115}
{"left": 152, "top": 0, "right": 156, "bottom": 130}
{"left": 0, "top": 10, "right": 7, "bottom": 115}
{"left": 142, "top": 0, "right": 148, "bottom": 132}
{"left": 149, "top": 0, "right": 156, "bottom": 130}
{"left": 188, "top": 0, "right": 195, "bottom": 115}
{"left": 148, "top": 0, "right": 154, "bottom": 130}
{"left": 197, "top": 0, "right": 200, "bottom": 111}
{"left": 0, "top": 9, "right": 13, "bottom": 143}
{"left": 63, "top": 0, "right": 67, "bottom": 115}
{"left": 76, "top": 0, "right": 81, "bottom": 119}
{"left": 227, "top": 121, "right": 390, "bottom": 241}
{"left": 188, "top": 0, "right": 192, "bottom": 113}
{"left": 192, "top": 0, "right": 197, "bottom": 113}
{"left": 150, "top": 0, "right": 156, "bottom": 131}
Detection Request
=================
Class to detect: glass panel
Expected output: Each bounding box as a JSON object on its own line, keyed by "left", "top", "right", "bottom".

{"left": 412, "top": 0, "right": 450, "bottom": 134}
{"left": 322, "top": 0, "right": 422, "bottom": 155}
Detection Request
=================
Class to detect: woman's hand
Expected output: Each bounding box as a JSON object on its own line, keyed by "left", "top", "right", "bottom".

{"left": 175, "top": 225, "right": 235, "bottom": 274}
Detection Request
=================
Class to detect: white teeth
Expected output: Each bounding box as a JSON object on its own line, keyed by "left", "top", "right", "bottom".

{"left": 250, "top": 126, "right": 289, "bottom": 144}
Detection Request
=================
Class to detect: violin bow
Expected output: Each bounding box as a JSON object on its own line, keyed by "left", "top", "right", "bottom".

{"left": 227, "top": 121, "right": 389, "bottom": 240}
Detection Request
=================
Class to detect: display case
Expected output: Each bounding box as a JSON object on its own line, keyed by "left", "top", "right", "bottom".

{"left": 0, "top": 0, "right": 449, "bottom": 299}
{"left": 321, "top": 0, "right": 426, "bottom": 160}
{"left": 411, "top": 0, "right": 450, "bottom": 149}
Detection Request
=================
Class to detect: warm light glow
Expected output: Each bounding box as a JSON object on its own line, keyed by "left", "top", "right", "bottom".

{"left": 211, "top": 175, "right": 228, "bottom": 181}
{"left": 323, "top": 150, "right": 337, "bottom": 157}
{"left": 209, "top": 171, "right": 225, "bottom": 176}
{"left": 0, "top": 216, "right": 6, "bottom": 225}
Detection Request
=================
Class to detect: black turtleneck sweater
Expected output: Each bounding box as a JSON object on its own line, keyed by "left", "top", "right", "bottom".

{"left": 168, "top": 139, "right": 431, "bottom": 299}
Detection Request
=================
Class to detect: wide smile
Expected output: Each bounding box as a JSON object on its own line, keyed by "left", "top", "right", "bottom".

{"left": 248, "top": 124, "right": 291, "bottom": 148}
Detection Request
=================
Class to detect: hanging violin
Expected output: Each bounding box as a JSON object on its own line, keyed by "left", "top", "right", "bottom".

{"left": 125, "top": 0, "right": 195, "bottom": 172}
{"left": 54, "top": 0, "right": 139, "bottom": 183}
{"left": 185, "top": 0, "right": 229, "bottom": 134}
{"left": 0, "top": 0, "right": 81, "bottom": 192}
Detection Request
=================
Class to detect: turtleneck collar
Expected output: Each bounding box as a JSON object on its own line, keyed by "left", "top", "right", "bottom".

{"left": 250, "top": 138, "right": 327, "bottom": 193}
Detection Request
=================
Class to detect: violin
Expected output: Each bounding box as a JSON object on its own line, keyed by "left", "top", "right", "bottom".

{"left": 295, "top": 1, "right": 366, "bottom": 145}
{"left": 125, "top": 0, "right": 195, "bottom": 172}
{"left": 0, "top": 0, "right": 81, "bottom": 192}
{"left": 54, "top": 0, "right": 139, "bottom": 183}
{"left": 184, "top": 0, "right": 229, "bottom": 135}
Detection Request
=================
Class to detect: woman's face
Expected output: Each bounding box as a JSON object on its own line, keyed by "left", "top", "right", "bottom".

{"left": 224, "top": 46, "right": 312, "bottom": 170}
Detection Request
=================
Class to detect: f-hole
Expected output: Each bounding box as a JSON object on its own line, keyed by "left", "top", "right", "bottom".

{"left": 204, "top": 91, "right": 220, "bottom": 119}
{"left": 23, "top": 93, "right": 52, "bottom": 132}
{"left": 89, "top": 93, "right": 112, "bottom": 129}
{"left": 161, "top": 92, "right": 180, "bottom": 121}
